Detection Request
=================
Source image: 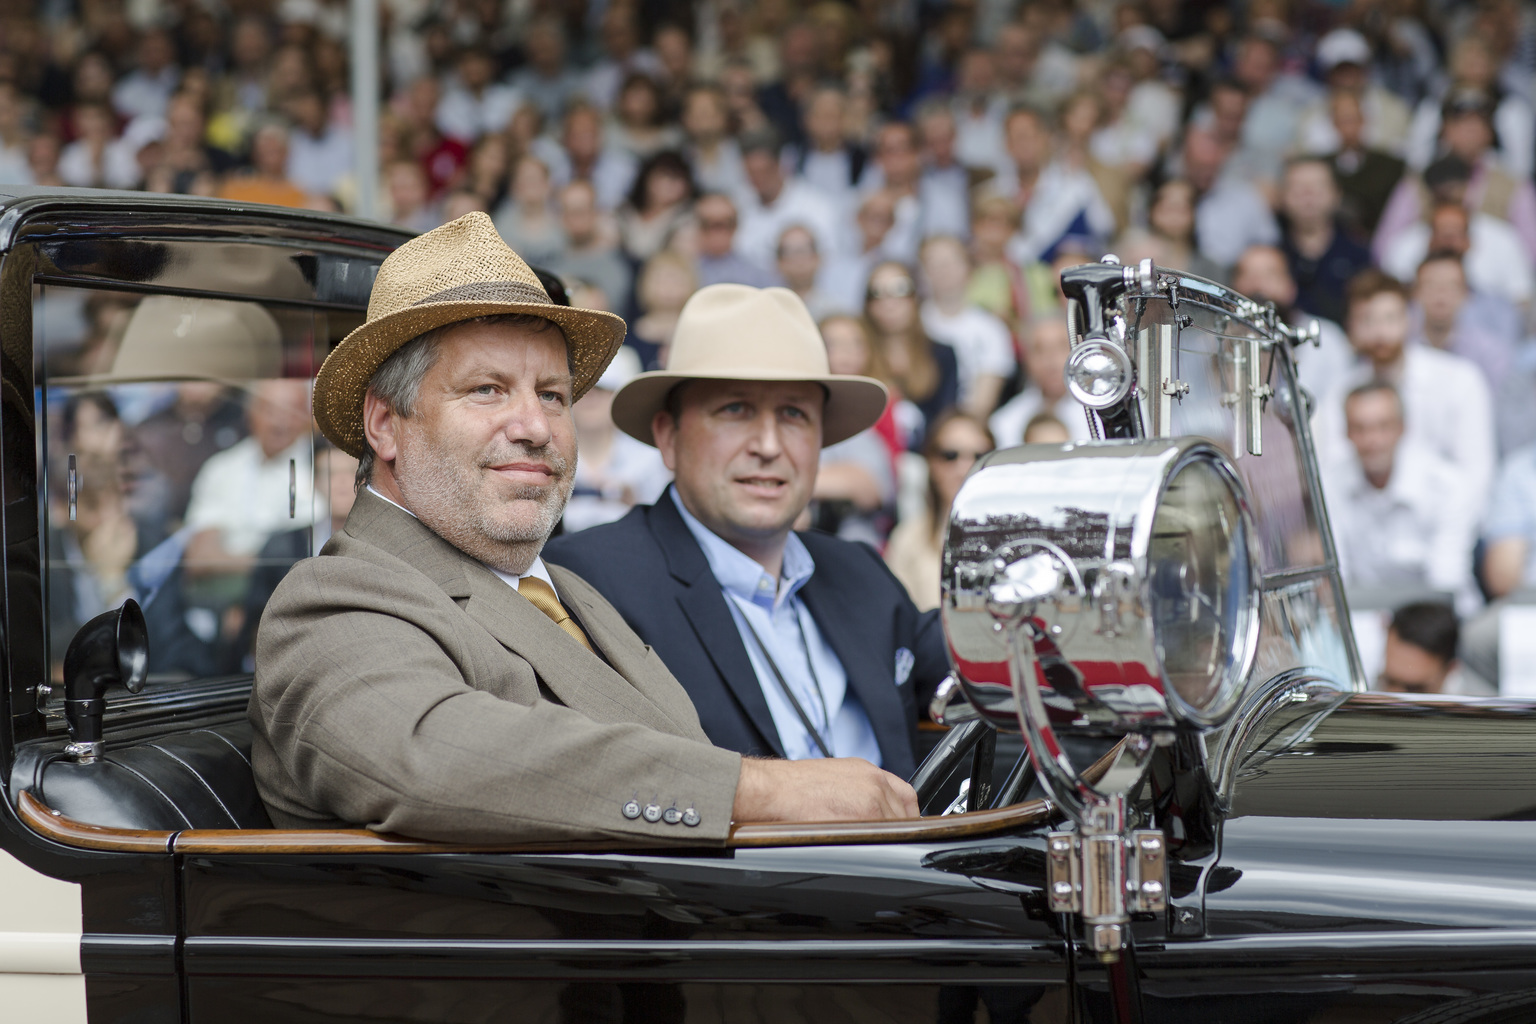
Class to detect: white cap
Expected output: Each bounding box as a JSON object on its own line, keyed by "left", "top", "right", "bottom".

{"left": 1118, "top": 25, "right": 1166, "bottom": 55}
{"left": 596, "top": 345, "right": 643, "bottom": 392}
{"left": 1317, "top": 29, "right": 1371, "bottom": 71}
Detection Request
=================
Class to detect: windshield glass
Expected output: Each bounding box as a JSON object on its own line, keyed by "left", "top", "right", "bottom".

{"left": 36, "top": 283, "right": 358, "bottom": 686}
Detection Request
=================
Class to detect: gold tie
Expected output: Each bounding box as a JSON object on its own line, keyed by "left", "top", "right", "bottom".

{"left": 518, "top": 577, "right": 596, "bottom": 654}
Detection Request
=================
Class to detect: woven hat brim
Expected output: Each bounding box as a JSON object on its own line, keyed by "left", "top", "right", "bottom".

{"left": 611, "top": 369, "right": 890, "bottom": 448}
{"left": 314, "top": 298, "right": 627, "bottom": 458}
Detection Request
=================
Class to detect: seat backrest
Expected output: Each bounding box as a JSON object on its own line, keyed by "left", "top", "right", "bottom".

{"left": 15, "top": 719, "right": 273, "bottom": 831}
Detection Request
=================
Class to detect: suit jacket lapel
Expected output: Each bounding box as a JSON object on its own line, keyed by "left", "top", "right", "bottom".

{"left": 551, "top": 564, "right": 699, "bottom": 737}
{"left": 459, "top": 570, "right": 680, "bottom": 734}
{"left": 799, "top": 569, "right": 917, "bottom": 775}
{"left": 346, "top": 490, "right": 680, "bottom": 735}
{"left": 650, "top": 498, "right": 787, "bottom": 758}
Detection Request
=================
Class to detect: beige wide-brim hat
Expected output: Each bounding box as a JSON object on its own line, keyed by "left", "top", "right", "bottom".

{"left": 313, "top": 211, "right": 626, "bottom": 458}
{"left": 611, "top": 284, "right": 888, "bottom": 448}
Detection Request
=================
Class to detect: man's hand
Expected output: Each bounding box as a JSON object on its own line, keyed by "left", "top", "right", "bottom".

{"left": 732, "top": 756, "right": 920, "bottom": 823}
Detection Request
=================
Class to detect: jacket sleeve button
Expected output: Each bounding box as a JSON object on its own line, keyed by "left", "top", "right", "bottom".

{"left": 662, "top": 807, "right": 682, "bottom": 825}
{"left": 622, "top": 800, "right": 641, "bottom": 819}
{"left": 682, "top": 807, "right": 701, "bottom": 827}
{"left": 642, "top": 803, "right": 662, "bottom": 822}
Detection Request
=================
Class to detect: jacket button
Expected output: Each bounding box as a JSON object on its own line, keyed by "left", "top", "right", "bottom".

{"left": 662, "top": 807, "right": 682, "bottom": 825}
{"left": 622, "top": 800, "right": 641, "bottom": 819}
{"left": 642, "top": 803, "right": 662, "bottom": 822}
{"left": 682, "top": 807, "right": 701, "bottom": 827}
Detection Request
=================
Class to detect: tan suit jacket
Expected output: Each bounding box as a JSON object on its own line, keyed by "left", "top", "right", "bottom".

{"left": 249, "top": 489, "right": 742, "bottom": 844}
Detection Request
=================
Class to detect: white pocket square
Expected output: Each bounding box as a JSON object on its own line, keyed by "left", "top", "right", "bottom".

{"left": 894, "top": 647, "right": 915, "bottom": 686}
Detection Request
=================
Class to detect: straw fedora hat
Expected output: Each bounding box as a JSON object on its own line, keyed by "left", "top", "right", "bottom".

{"left": 313, "top": 211, "right": 626, "bottom": 458}
{"left": 611, "top": 284, "right": 888, "bottom": 447}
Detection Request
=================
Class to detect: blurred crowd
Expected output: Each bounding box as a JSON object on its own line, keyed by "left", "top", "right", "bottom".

{"left": 8, "top": 0, "right": 1536, "bottom": 693}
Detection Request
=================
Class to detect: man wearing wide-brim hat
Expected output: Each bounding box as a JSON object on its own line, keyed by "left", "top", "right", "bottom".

{"left": 545, "top": 284, "right": 949, "bottom": 779}
{"left": 249, "top": 213, "right": 916, "bottom": 845}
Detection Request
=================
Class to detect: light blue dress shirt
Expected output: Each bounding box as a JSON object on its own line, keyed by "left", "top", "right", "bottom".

{"left": 670, "top": 489, "right": 883, "bottom": 765}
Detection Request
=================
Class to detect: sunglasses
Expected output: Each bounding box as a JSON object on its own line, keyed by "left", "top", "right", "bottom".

{"left": 936, "top": 448, "right": 990, "bottom": 462}
{"left": 867, "top": 278, "right": 915, "bottom": 300}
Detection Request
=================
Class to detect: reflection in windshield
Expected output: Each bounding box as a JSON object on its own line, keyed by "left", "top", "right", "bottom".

{"left": 40, "top": 285, "right": 336, "bottom": 684}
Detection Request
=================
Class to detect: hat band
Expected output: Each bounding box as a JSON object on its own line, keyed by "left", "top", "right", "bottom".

{"left": 414, "top": 279, "right": 551, "bottom": 306}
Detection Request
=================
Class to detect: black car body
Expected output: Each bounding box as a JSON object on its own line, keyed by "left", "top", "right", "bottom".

{"left": 0, "top": 188, "right": 1533, "bottom": 1024}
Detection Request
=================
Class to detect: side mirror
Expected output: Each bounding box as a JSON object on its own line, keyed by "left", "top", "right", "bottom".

{"left": 61, "top": 599, "right": 148, "bottom": 763}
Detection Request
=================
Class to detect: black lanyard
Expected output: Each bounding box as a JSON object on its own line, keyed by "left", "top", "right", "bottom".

{"left": 730, "top": 597, "right": 836, "bottom": 759}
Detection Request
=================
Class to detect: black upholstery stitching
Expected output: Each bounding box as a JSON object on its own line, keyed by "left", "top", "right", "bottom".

{"left": 141, "top": 742, "right": 237, "bottom": 826}
{"left": 101, "top": 757, "right": 196, "bottom": 830}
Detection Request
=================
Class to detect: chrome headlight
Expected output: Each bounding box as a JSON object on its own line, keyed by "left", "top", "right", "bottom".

{"left": 941, "top": 439, "right": 1261, "bottom": 736}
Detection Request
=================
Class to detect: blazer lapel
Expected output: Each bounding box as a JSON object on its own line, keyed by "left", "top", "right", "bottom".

{"left": 551, "top": 565, "right": 699, "bottom": 737}
{"left": 650, "top": 498, "right": 787, "bottom": 758}
{"left": 460, "top": 567, "right": 682, "bottom": 734}
{"left": 347, "top": 491, "right": 680, "bottom": 735}
{"left": 799, "top": 568, "right": 917, "bottom": 776}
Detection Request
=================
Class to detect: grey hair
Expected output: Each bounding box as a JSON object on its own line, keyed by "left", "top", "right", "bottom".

{"left": 355, "top": 313, "right": 568, "bottom": 490}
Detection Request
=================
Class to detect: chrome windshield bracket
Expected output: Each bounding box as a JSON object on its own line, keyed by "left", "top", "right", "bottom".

{"left": 1045, "top": 815, "right": 1167, "bottom": 962}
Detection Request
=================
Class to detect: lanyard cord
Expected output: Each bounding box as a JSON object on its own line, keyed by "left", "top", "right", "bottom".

{"left": 729, "top": 595, "right": 836, "bottom": 759}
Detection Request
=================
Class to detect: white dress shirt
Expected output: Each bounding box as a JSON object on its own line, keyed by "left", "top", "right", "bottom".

{"left": 1313, "top": 344, "right": 1497, "bottom": 510}
{"left": 185, "top": 437, "right": 317, "bottom": 557}
{"left": 1323, "top": 439, "right": 1480, "bottom": 613}
{"left": 921, "top": 301, "right": 1017, "bottom": 405}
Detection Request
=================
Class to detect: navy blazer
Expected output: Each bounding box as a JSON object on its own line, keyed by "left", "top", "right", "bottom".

{"left": 544, "top": 497, "right": 949, "bottom": 779}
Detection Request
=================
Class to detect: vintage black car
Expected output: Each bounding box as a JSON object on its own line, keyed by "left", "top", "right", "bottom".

{"left": 1, "top": 186, "right": 1534, "bottom": 1024}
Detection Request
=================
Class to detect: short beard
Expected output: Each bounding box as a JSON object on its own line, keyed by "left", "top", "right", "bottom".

{"left": 394, "top": 425, "right": 576, "bottom": 576}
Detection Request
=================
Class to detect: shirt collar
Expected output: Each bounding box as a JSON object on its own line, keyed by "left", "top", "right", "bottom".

{"left": 669, "top": 486, "right": 814, "bottom": 610}
{"left": 367, "top": 484, "right": 553, "bottom": 588}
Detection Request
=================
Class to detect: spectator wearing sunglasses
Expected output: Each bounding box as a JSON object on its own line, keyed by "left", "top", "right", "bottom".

{"left": 885, "top": 411, "right": 995, "bottom": 611}
{"left": 863, "top": 261, "right": 959, "bottom": 450}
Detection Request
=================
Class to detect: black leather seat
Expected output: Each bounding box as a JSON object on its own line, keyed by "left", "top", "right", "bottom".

{"left": 14, "top": 719, "right": 273, "bottom": 831}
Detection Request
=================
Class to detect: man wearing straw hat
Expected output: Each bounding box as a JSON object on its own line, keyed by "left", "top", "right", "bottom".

{"left": 545, "top": 283, "right": 948, "bottom": 779}
{"left": 250, "top": 213, "right": 917, "bottom": 844}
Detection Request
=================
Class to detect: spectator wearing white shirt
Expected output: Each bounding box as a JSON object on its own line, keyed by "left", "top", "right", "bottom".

{"left": 1294, "top": 29, "right": 1413, "bottom": 157}
{"left": 545, "top": 103, "right": 639, "bottom": 213}
{"left": 734, "top": 131, "right": 841, "bottom": 276}
{"left": 549, "top": 181, "right": 633, "bottom": 320}
{"left": 856, "top": 121, "right": 968, "bottom": 263}
{"left": 283, "top": 89, "right": 351, "bottom": 199}
{"left": 785, "top": 86, "right": 867, "bottom": 204}
{"left": 0, "top": 83, "right": 31, "bottom": 185}
{"left": 1382, "top": 193, "right": 1534, "bottom": 308}
{"left": 184, "top": 379, "right": 317, "bottom": 579}
{"left": 985, "top": 105, "right": 1116, "bottom": 266}
{"left": 1324, "top": 381, "right": 1480, "bottom": 614}
{"left": 693, "top": 192, "right": 779, "bottom": 289}
{"left": 990, "top": 317, "right": 1091, "bottom": 446}
{"left": 1179, "top": 124, "right": 1281, "bottom": 269}
{"left": 1119, "top": 27, "right": 1181, "bottom": 152}
{"left": 1405, "top": 36, "right": 1535, "bottom": 180}
{"left": 58, "top": 103, "right": 141, "bottom": 190}
{"left": 582, "top": 5, "right": 662, "bottom": 112}
{"left": 914, "top": 104, "right": 973, "bottom": 240}
{"left": 564, "top": 347, "right": 671, "bottom": 534}
{"left": 918, "top": 236, "right": 1015, "bottom": 418}
{"left": 950, "top": 49, "right": 1008, "bottom": 174}
{"left": 434, "top": 47, "right": 521, "bottom": 144}
{"left": 820, "top": 189, "right": 897, "bottom": 314}
{"left": 1231, "top": 244, "right": 1357, "bottom": 407}
{"left": 681, "top": 85, "right": 747, "bottom": 198}
{"left": 505, "top": 17, "right": 586, "bottom": 125}
{"left": 1232, "top": 33, "right": 1323, "bottom": 181}
{"left": 110, "top": 28, "right": 180, "bottom": 122}
{"left": 775, "top": 225, "right": 838, "bottom": 322}
{"left": 1314, "top": 270, "right": 1496, "bottom": 511}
